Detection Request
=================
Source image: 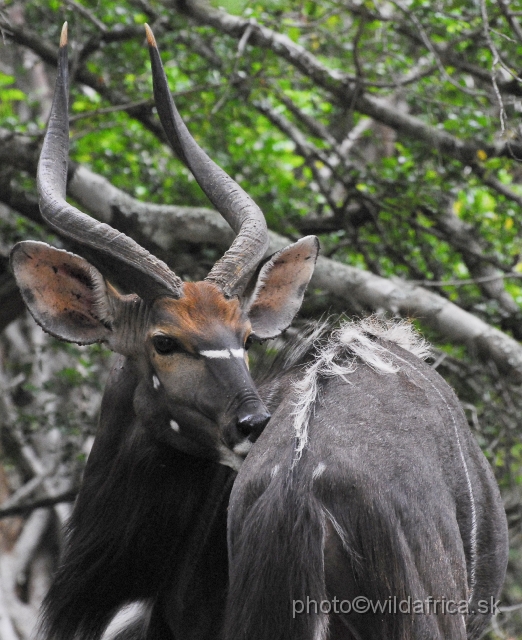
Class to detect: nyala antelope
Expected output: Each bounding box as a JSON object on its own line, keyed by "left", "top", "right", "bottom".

{"left": 10, "top": 24, "right": 507, "bottom": 640}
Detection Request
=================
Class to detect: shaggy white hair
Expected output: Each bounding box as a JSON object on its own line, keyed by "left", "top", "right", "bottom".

{"left": 292, "top": 317, "right": 431, "bottom": 462}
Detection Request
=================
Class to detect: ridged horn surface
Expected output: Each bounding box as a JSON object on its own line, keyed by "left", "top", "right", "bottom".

{"left": 37, "top": 23, "right": 183, "bottom": 302}
{"left": 145, "top": 24, "right": 269, "bottom": 297}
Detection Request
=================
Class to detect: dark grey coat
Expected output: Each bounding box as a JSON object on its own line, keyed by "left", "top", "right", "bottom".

{"left": 226, "top": 325, "right": 508, "bottom": 640}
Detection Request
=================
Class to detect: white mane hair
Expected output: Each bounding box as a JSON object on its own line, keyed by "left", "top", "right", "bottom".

{"left": 292, "top": 317, "right": 431, "bottom": 463}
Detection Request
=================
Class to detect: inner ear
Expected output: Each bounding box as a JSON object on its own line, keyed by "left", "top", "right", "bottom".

{"left": 10, "top": 241, "right": 112, "bottom": 344}
{"left": 246, "top": 236, "right": 319, "bottom": 340}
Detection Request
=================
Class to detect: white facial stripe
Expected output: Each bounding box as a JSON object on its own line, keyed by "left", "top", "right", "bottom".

{"left": 200, "top": 350, "right": 231, "bottom": 359}
{"left": 200, "top": 348, "right": 245, "bottom": 359}
{"left": 170, "top": 420, "right": 180, "bottom": 433}
{"left": 152, "top": 375, "right": 161, "bottom": 390}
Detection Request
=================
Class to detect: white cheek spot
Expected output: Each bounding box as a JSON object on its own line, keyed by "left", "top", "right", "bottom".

{"left": 200, "top": 350, "right": 231, "bottom": 359}
{"left": 152, "top": 375, "right": 161, "bottom": 390}
{"left": 230, "top": 348, "right": 245, "bottom": 358}
{"left": 170, "top": 420, "right": 180, "bottom": 433}
{"left": 312, "top": 462, "right": 326, "bottom": 480}
{"left": 233, "top": 439, "right": 253, "bottom": 456}
{"left": 271, "top": 464, "right": 280, "bottom": 478}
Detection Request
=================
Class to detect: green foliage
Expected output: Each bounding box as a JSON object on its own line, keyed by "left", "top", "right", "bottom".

{"left": 0, "top": 72, "right": 26, "bottom": 121}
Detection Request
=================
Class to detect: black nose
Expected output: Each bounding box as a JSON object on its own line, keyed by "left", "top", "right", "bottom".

{"left": 237, "top": 408, "right": 271, "bottom": 439}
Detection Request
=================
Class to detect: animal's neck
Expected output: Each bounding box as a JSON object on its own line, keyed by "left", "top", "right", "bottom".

{"left": 257, "top": 367, "right": 298, "bottom": 416}
{"left": 252, "top": 323, "right": 327, "bottom": 414}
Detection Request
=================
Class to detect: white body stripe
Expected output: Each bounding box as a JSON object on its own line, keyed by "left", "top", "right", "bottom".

{"left": 313, "top": 462, "right": 327, "bottom": 480}
{"left": 388, "top": 349, "right": 478, "bottom": 603}
{"left": 170, "top": 420, "right": 180, "bottom": 432}
{"left": 323, "top": 507, "right": 352, "bottom": 555}
{"left": 289, "top": 318, "right": 477, "bottom": 604}
{"left": 152, "top": 375, "right": 160, "bottom": 390}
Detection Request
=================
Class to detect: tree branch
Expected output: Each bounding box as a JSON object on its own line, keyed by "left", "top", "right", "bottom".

{"left": 175, "top": 0, "right": 522, "bottom": 162}
{"left": 0, "top": 490, "right": 78, "bottom": 520}
{"left": 63, "top": 0, "right": 108, "bottom": 32}
{"left": 249, "top": 97, "right": 520, "bottom": 307}
{"left": 497, "top": 0, "right": 522, "bottom": 44}
{"left": 419, "top": 202, "right": 522, "bottom": 321}
{"left": 2, "top": 135, "right": 522, "bottom": 379}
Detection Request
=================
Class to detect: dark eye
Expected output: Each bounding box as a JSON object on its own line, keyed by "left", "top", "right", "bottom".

{"left": 152, "top": 335, "right": 182, "bottom": 355}
{"left": 245, "top": 335, "right": 255, "bottom": 351}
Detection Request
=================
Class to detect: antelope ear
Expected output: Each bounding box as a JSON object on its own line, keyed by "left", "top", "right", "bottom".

{"left": 246, "top": 236, "right": 319, "bottom": 340}
{"left": 10, "top": 241, "right": 113, "bottom": 345}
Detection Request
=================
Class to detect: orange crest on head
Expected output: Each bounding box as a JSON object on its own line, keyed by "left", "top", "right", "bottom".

{"left": 152, "top": 282, "right": 248, "bottom": 349}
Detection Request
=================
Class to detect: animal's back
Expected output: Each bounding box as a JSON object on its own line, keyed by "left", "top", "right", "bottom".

{"left": 226, "top": 321, "right": 508, "bottom": 640}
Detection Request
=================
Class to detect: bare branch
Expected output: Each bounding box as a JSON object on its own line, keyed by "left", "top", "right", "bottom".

{"left": 68, "top": 84, "right": 222, "bottom": 124}
{"left": 252, "top": 99, "right": 351, "bottom": 219}
{"left": 409, "top": 272, "right": 522, "bottom": 288}
{"left": 8, "top": 510, "right": 51, "bottom": 589}
{"left": 0, "top": 491, "right": 78, "bottom": 520}
{"left": 417, "top": 202, "right": 522, "bottom": 332}
{"left": 211, "top": 22, "right": 253, "bottom": 114}
{"left": 472, "top": 162, "right": 522, "bottom": 209}
{"left": 0, "top": 589, "right": 20, "bottom": 640}
{"left": 68, "top": 99, "right": 153, "bottom": 123}
{"left": 273, "top": 87, "right": 337, "bottom": 144}
{"left": 480, "top": 0, "right": 510, "bottom": 137}
{"left": 63, "top": 0, "right": 108, "bottom": 32}
{"left": 0, "top": 476, "right": 50, "bottom": 515}
{"left": 497, "top": 0, "right": 522, "bottom": 45}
